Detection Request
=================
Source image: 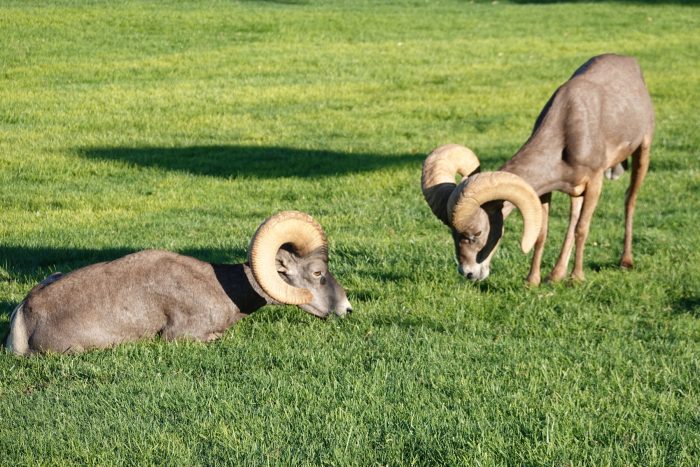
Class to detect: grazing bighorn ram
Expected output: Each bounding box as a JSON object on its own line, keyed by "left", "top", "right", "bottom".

{"left": 4, "top": 211, "right": 352, "bottom": 355}
{"left": 422, "top": 54, "right": 654, "bottom": 284}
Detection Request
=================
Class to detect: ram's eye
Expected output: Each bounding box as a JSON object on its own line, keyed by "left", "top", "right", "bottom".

{"left": 312, "top": 271, "right": 323, "bottom": 278}
{"left": 474, "top": 231, "right": 482, "bottom": 238}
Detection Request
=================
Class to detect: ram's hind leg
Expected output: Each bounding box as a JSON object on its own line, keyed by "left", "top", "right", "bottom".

{"left": 547, "top": 195, "right": 583, "bottom": 282}
{"left": 526, "top": 193, "right": 551, "bottom": 286}
{"left": 620, "top": 137, "right": 651, "bottom": 269}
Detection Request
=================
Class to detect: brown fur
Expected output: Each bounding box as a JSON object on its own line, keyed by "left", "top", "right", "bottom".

{"left": 6, "top": 249, "right": 351, "bottom": 355}
{"left": 452, "top": 54, "right": 654, "bottom": 283}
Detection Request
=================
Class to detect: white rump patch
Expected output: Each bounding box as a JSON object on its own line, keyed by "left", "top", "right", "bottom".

{"left": 6, "top": 302, "right": 29, "bottom": 355}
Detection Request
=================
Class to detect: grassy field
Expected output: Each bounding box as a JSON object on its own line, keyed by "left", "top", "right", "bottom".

{"left": 1, "top": 0, "right": 699, "bottom": 464}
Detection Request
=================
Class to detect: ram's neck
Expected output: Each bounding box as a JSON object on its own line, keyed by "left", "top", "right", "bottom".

{"left": 501, "top": 137, "right": 564, "bottom": 195}
{"left": 493, "top": 135, "right": 562, "bottom": 222}
{"left": 497, "top": 87, "right": 578, "bottom": 198}
{"left": 210, "top": 263, "right": 270, "bottom": 314}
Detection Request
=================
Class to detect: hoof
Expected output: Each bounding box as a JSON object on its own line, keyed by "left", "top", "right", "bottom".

{"left": 525, "top": 274, "right": 541, "bottom": 287}
{"left": 620, "top": 257, "right": 634, "bottom": 269}
{"left": 546, "top": 271, "right": 567, "bottom": 283}
{"left": 569, "top": 273, "right": 585, "bottom": 283}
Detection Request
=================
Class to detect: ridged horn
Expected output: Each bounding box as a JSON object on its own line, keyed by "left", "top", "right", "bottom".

{"left": 421, "top": 144, "right": 481, "bottom": 225}
{"left": 248, "top": 211, "right": 328, "bottom": 305}
{"left": 447, "top": 172, "right": 542, "bottom": 253}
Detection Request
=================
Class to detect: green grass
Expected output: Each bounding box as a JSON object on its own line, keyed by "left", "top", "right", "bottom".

{"left": 1, "top": 0, "right": 699, "bottom": 464}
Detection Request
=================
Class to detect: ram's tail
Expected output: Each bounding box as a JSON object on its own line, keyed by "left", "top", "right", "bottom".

{"left": 5, "top": 302, "right": 29, "bottom": 355}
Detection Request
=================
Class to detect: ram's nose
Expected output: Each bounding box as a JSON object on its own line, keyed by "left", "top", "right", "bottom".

{"left": 336, "top": 297, "right": 353, "bottom": 317}
{"left": 457, "top": 264, "right": 488, "bottom": 281}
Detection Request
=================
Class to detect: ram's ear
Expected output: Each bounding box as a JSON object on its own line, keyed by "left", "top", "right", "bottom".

{"left": 275, "top": 248, "right": 298, "bottom": 276}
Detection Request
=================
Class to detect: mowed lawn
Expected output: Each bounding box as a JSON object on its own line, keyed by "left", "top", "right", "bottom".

{"left": 1, "top": 0, "right": 699, "bottom": 464}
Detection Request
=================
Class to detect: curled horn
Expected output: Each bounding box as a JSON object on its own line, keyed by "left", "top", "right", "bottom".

{"left": 421, "top": 144, "right": 481, "bottom": 225}
{"left": 447, "top": 172, "right": 542, "bottom": 253}
{"left": 248, "top": 211, "right": 328, "bottom": 305}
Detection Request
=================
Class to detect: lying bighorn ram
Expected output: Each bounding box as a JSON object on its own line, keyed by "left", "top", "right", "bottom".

{"left": 422, "top": 54, "right": 654, "bottom": 284}
{"left": 4, "top": 211, "right": 352, "bottom": 355}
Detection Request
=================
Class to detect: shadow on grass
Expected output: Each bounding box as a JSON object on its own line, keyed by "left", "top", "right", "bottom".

{"left": 78, "top": 145, "right": 425, "bottom": 179}
{"left": 589, "top": 260, "right": 622, "bottom": 273}
{"left": 0, "top": 245, "right": 249, "bottom": 280}
{"left": 509, "top": 0, "right": 698, "bottom": 4}
{"left": 80, "top": 142, "right": 681, "bottom": 181}
{"left": 672, "top": 296, "right": 700, "bottom": 318}
{"left": 0, "top": 300, "right": 14, "bottom": 318}
{"left": 0, "top": 301, "right": 13, "bottom": 344}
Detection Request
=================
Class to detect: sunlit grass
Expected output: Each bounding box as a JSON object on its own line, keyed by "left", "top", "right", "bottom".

{"left": 1, "top": 0, "right": 699, "bottom": 464}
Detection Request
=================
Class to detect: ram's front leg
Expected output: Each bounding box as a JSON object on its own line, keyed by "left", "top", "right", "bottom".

{"left": 548, "top": 195, "right": 583, "bottom": 282}
{"left": 526, "top": 193, "right": 551, "bottom": 286}
{"left": 571, "top": 174, "right": 604, "bottom": 281}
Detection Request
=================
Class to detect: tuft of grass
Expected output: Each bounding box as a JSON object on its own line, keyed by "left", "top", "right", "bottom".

{"left": 1, "top": 1, "right": 699, "bottom": 464}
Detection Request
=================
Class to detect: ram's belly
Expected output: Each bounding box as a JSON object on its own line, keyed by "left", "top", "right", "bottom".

{"left": 26, "top": 297, "right": 167, "bottom": 353}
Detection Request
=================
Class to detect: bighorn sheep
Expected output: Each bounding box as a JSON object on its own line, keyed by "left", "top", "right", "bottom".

{"left": 422, "top": 54, "right": 654, "bottom": 284}
{"left": 4, "top": 211, "right": 352, "bottom": 355}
